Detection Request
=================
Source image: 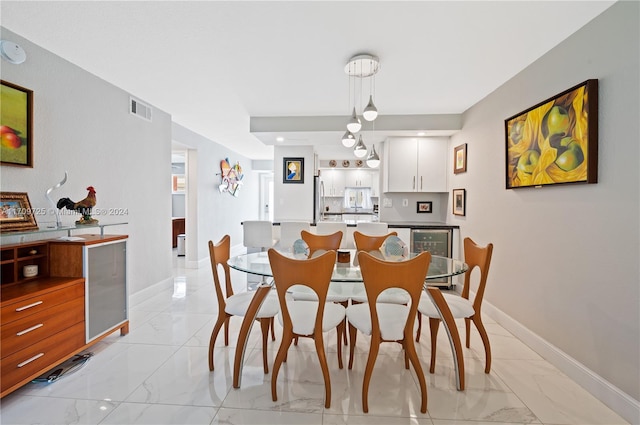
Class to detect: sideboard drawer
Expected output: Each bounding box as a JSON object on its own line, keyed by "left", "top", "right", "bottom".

{"left": 1, "top": 296, "right": 85, "bottom": 359}
{"left": 1, "top": 281, "right": 84, "bottom": 325}
{"left": 0, "top": 322, "right": 85, "bottom": 394}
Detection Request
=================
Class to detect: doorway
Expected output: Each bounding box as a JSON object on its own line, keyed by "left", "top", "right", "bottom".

{"left": 259, "top": 172, "right": 274, "bottom": 221}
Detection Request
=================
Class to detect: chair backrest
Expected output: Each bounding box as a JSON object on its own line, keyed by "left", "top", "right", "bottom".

{"left": 279, "top": 221, "right": 311, "bottom": 250}
{"left": 243, "top": 220, "right": 274, "bottom": 249}
{"left": 356, "top": 222, "right": 389, "bottom": 236}
{"left": 461, "top": 237, "right": 494, "bottom": 312}
{"left": 209, "top": 235, "right": 233, "bottom": 312}
{"left": 268, "top": 249, "right": 337, "bottom": 332}
{"left": 315, "top": 222, "right": 348, "bottom": 249}
{"left": 301, "top": 229, "right": 342, "bottom": 257}
{"left": 353, "top": 231, "right": 398, "bottom": 252}
{"left": 357, "top": 250, "right": 431, "bottom": 338}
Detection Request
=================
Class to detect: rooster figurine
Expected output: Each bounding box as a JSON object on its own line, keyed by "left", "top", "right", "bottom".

{"left": 57, "top": 186, "right": 98, "bottom": 225}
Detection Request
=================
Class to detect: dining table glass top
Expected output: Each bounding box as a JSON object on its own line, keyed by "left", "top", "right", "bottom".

{"left": 227, "top": 250, "right": 468, "bottom": 282}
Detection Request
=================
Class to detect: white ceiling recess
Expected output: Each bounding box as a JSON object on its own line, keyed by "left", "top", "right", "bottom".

{"left": 0, "top": 1, "right": 616, "bottom": 160}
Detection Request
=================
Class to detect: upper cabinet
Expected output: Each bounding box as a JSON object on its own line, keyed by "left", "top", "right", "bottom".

{"left": 383, "top": 137, "right": 448, "bottom": 192}
{"left": 320, "top": 168, "right": 380, "bottom": 197}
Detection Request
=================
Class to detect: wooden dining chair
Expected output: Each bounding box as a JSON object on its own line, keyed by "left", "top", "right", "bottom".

{"left": 416, "top": 237, "right": 494, "bottom": 375}
{"left": 268, "top": 249, "right": 346, "bottom": 409}
{"left": 351, "top": 231, "right": 410, "bottom": 305}
{"left": 207, "top": 235, "right": 279, "bottom": 373}
{"left": 300, "top": 229, "right": 342, "bottom": 257}
{"left": 346, "top": 250, "right": 431, "bottom": 413}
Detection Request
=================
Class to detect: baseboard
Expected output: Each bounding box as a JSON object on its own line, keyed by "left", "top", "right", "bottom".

{"left": 129, "top": 276, "right": 174, "bottom": 308}
{"left": 483, "top": 300, "right": 640, "bottom": 424}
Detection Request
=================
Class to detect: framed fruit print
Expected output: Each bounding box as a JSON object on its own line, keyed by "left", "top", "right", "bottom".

{"left": 1, "top": 80, "right": 33, "bottom": 167}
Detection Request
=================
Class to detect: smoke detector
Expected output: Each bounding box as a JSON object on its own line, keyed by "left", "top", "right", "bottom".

{"left": 0, "top": 41, "right": 27, "bottom": 64}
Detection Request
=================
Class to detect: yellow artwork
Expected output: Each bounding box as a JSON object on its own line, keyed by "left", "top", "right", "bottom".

{"left": 505, "top": 80, "right": 598, "bottom": 189}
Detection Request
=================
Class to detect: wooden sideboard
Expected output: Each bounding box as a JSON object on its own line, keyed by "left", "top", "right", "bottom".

{"left": 0, "top": 234, "right": 129, "bottom": 397}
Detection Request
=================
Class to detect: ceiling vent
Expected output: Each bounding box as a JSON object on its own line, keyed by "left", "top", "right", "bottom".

{"left": 130, "top": 97, "right": 152, "bottom": 121}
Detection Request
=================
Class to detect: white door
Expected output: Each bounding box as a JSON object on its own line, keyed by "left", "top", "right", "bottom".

{"left": 259, "top": 173, "right": 274, "bottom": 221}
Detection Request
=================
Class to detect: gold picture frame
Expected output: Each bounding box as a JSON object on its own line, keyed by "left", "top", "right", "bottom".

{"left": 0, "top": 192, "right": 38, "bottom": 233}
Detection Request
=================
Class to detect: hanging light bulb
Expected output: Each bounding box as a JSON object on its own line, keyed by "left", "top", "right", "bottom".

{"left": 366, "top": 144, "right": 380, "bottom": 168}
{"left": 346, "top": 107, "right": 362, "bottom": 133}
{"left": 353, "top": 135, "right": 367, "bottom": 158}
{"left": 362, "top": 95, "right": 378, "bottom": 121}
{"left": 341, "top": 130, "right": 356, "bottom": 148}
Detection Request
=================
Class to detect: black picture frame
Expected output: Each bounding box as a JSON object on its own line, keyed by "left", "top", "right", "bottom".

{"left": 1, "top": 80, "right": 33, "bottom": 167}
{"left": 452, "top": 189, "right": 466, "bottom": 216}
{"left": 416, "top": 201, "right": 432, "bottom": 213}
{"left": 283, "top": 157, "right": 304, "bottom": 184}
{"left": 505, "top": 79, "right": 598, "bottom": 189}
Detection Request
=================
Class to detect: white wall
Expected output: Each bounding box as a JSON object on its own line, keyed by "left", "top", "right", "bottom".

{"left": 273, "top": 145, "right": 315, "bottom": 222}
{"left": 171, "top": 123, "right": 261, "bottom": 264}
{"left": 0, "top": 27, "right": 173, "bottom": 297}
{"left": 448, "top": 0, "right": 639, "bottom": 408}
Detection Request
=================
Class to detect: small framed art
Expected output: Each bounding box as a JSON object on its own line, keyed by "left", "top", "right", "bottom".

{"left": 0, "top": 192, "right": 38, "bottom": 232}
{"left": 283, "top": 157, "right": 304, "bottom": 184}
{"left": 453, "top": 143, "right": 467, "bottom": 174}
{"left": 416, "top": 201, "right": 432, "bottom": 213}
{"left": 452, "top": 189, "right": 466, "bottom": 216}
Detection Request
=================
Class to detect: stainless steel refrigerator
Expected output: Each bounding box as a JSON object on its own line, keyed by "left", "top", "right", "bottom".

{"left": 313, "top": 175, "right": 325, "bottom": 223}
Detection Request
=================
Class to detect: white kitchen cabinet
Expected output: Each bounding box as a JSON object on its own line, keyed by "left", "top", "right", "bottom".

{"left": 383, "top": 137, "right": 448, "bottom": 192}
{"left": 344, "top": 169, "right": 373, "bottom": 188}
{"left": 320, "top": 169, "right": 345, "bottom": 196}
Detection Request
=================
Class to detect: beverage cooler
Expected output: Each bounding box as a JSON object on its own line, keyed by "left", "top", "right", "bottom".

{"left": 410, "top": 228, "right": 453, "bottom": 288}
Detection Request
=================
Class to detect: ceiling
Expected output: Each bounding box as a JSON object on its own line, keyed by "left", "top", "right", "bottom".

{"left": 1, "top": 1, "right": 615, "bottom": 160}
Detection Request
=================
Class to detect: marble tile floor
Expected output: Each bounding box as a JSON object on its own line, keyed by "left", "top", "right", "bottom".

{"left": 0, "top": 253, "right": 628, "bottom": 425}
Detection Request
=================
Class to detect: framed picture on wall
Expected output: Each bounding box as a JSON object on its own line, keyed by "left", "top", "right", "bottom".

{"left": 1, "top": 80, "right": 33, "bottom": 167}
{"left": 172, "top": 174, "right": 185, "bottom": 193}
{"left": 283, "top": 157, "right": 304, "bottom": 184}
{"left": 453, "top": 143, "right": 467, "bottom": 174}
{"left": 0, "top": 192, "right": 38, "bottom": 233}
{"left": 505, "top": 79, "right": 598, "bottom": 189}
{"left": 416, "top": 201, "right": 432, "bottom": 213}
{"left": 452, "top": 189, "right": 466, "bottom": 216}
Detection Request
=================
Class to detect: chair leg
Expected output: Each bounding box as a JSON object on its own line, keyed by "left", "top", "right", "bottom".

{"left": 224, "top": 316, "right": 230, "bottom": 346}
{"left": 402, "top": 339, "right": 409, "bottom": 369}
{"left": 405, "top": 330, "right": 428, "bottom": 414}
{"left": 465, "top": 317, "right": 471, "bottom": 348}
{"left": 336, "top": 321, "right": 344, "bottom": 369}
{"left": 472, "top": 314, "right": 492, "bottom": 373}
{"left": 294, "top": 336, "right": 299, "bottom": 346}
{"left": 416, "top": 313, "right": 422, "bottom": 342}
{"left": 259, "top": 318, "right": 271, "bottom": 374}
{"left": 348, "top": 322, "right": 358, "bottom": 370}
{"left": 271, "top": 317, "right": 276, "bottom": 341}
{"left": 313, "top": 330, "right": 332, "bottom": 408}
{"left": 271, "top": 329, "right": 293, "bottom": 402}
{"left": 362, "top": 335, "right": 380, "bottom": 413}
{"left": 429, "top": 317, "right": 440, "bottom": 374}
{"left": 208, "top": 314, "right": 227, "bottom": 371}
{"left": 340, "top": 301, "right": 349, "bottom": 345}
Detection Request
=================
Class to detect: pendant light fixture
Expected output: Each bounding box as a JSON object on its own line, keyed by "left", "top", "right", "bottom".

{"left": 343, "top": 54, "right": 379, "bottom": 139}
{"left": 366, "top": 144, "right": 380, "bottom": 168}
{"left": 353, "top": 135, "right": 368, "bottom": 158}
{"left": 341, "top": 130, "right": 356, "bottom": 147}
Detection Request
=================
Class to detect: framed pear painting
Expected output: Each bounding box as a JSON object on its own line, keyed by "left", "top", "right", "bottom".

{"left": 505, "top": 79, "right": 598, "bottom": 189}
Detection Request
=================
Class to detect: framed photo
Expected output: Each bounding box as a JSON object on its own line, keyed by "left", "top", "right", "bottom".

{"left": 172, "top": 174, "right": 185, "bottom": 193}
{"left": 453, "top": 143, "right": 467, "bottom": 174}
{"left": 505, "top": 79, "right": 598, "bottom": 189}
{"left": 0, "top": 192, "right": 38, "bottom": 233}
{"left": 452, "top": 189, "right": 466, "bottom": 216}
{"left": 1, "top": 81, "right": 33, "bottom": 167}
{"left": 416, "top": 201, "right": 432, "bottom": 213}
{"left": 283, "top": 157, "right": 304, "bottom": 184}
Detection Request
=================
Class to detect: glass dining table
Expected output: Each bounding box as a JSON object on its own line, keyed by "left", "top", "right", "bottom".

{"left": 227, "top": 250, "right": 469, "bottom": 390}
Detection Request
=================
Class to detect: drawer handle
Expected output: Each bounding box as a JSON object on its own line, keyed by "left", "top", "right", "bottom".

{"left": 17, "top": 323, "right": 44, "bottom": 336}
{"left": 15, "top": 301, "right": 43, "bottom": 312}
{"left": 17, "top": 353, "right": 45, "bottom": 368}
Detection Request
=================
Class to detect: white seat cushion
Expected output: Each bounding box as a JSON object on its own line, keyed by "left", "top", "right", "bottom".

{"left": 346, "top": 303, "right": 409, "bottom": 341}
{"left": 290, "top": 284, "right": 350, "bottom": 303}
{"left": 278, "top": 300, "right": 346, "bottom": 335}
{"left": 417, "top": 292, "right": 475, "bottom": 318}
{"left": 225, "top": 290, "right": 280, "bottom": 318}
{"left": 350, "top": 288, "right": 410, "bottom": 304}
